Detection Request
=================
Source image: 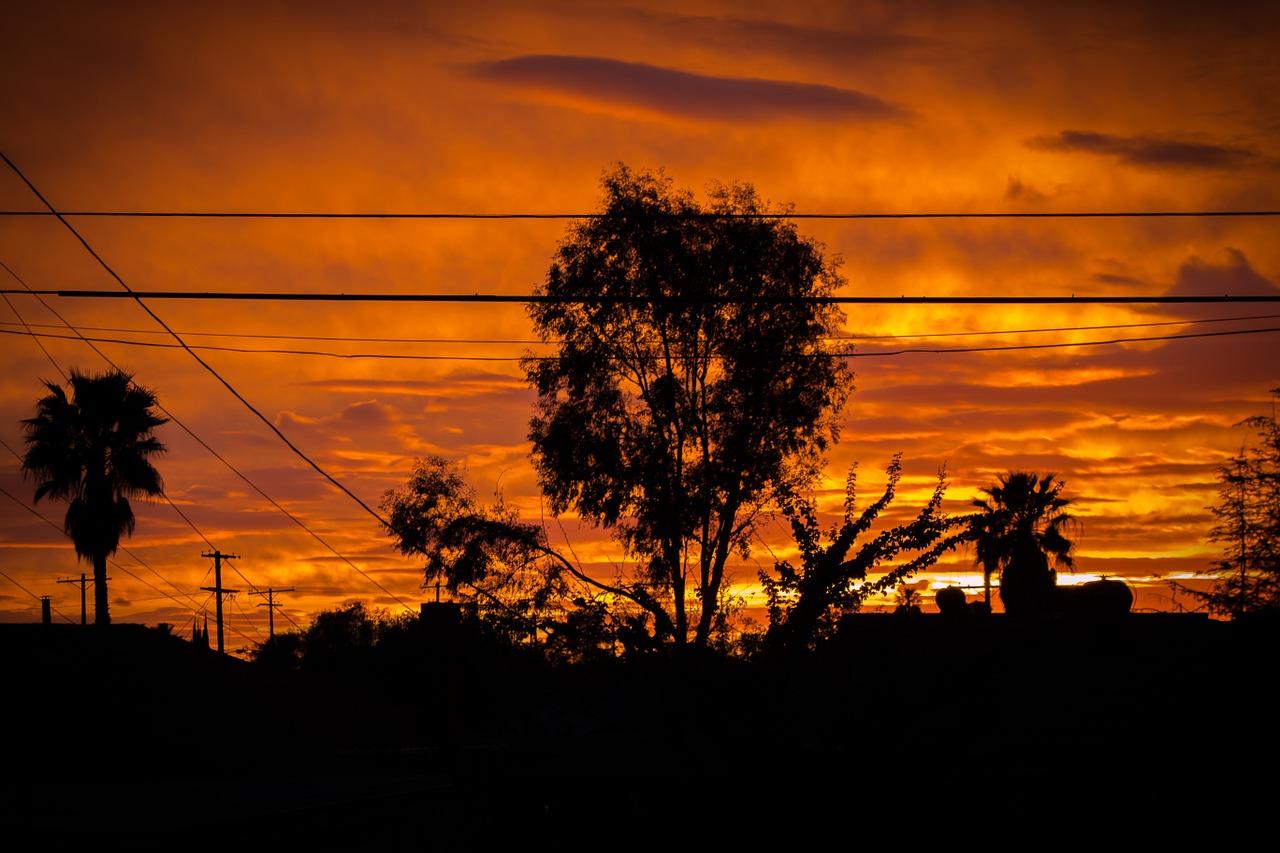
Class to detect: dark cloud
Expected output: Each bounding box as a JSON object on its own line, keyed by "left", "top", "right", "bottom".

{"left": 609, "top": 10, "right": 940, "bottom": 68}
{"left": 1025, "top": 130, "right": 1265, "bottom": 171}
{"left": 1005, "top": 175, "right": 1049, "bottom": 202}
{"left": 1020, "top": 252, "right": 1280, "bottom": 410}
{"left": 1092, "top": 273, "right": 1146, "bottom": 286}
{"left": 1163, "top": 249, "right": 1280, "bottom": 319}
{"left": 468, "top": 55, "right": 908, "bottom": 124}
{"left": 339, "top": 400, "right": 395, "bottom": 427}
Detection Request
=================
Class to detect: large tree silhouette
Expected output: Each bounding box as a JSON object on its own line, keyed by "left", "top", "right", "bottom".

{"left": 522, "top": 164, "right": 853, "bottom": 648}
{"left": 21, "top": 369, "right": 167, "bottom": 624}
{"left": 971, "top": 471, "right": 1078, "bottom": 616}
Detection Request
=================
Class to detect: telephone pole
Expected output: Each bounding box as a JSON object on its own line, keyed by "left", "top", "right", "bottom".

{"left": 57, "top": 573, "right": 94, "bottom": 625}
{"left": 200, "top": 550, "right": 239, "bottom": 653}
{"left": 250, "top": 587, "right": 294, "bottom": 637}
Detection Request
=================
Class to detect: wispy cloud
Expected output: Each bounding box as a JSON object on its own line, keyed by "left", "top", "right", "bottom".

{"left": 468, "top": 55, "right": 908, "bottom": 124}
{"left": 1025, "top": 130, "right": 1265, "bottom": 171}
{"left": 610, "top": 10, "right": 940, "bottom": 67}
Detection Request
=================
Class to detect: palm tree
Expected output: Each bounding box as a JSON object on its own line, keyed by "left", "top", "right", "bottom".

{"left": 21, "top": 369, "right": 168, "bottom": 625}
{"left": 971, "top": 471, "right": 1078, "bottom": 616}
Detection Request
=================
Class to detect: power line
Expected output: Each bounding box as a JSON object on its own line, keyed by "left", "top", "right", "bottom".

{"left": 3, "top": 311, "right": 1277, "bottom": 345}
{"left": 1, "top": 434, "right": 204, "bottom": 606}
{"left": 0, "top": 481, "right": 207, "bottom": 620}
{"left": 0, "top": 262, "right": 66, "bottom": 380}
{"left": 0, "top": 568, "right": 76, "bottom": 623}
{"left": 0, "top": 253, "right": 414, "bottom": 616}
{"left": 13, "top": 289, "right": 1280, "bottom": 304}
{"left": 0, "top": 150, "right": 415, "bottom": 614}
{"left": 0, "top": 309, "right": 415, "bottom": 617}
{"left": 3, "top": 209, "right": 1279, "bottom": 219}
{"left": 0, "top": 320, "right": 553, "bottom": 345}
{"left": 0, "top": 327, "right": 537, "bottom": 360}
{"left": 845, "top": 325, "right": 1280, "bottom": 357}
{"left": 845, "top": 314, "right": 1280, "bottom": 341}
{"left": 3, "top": 322, "right": 1278, "bottom": 361}
{"left": 222, "top": 557, "right": 301, "bottom": 634}
{"left": 0, "top": 287, "right": 226, "bottom": 558}
{"left": 0, "top": 200, "right": 394, "bottom": 534}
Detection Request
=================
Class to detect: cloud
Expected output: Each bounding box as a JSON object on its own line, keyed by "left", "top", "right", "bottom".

{"left": 1091, "top": 273, "right": 1145, "bottom": 286}
{"left": 1162, "top": 249, "right": 1280, "bottom": 319}
{"left": 1024, "top": 130, "right": 1265, "bottom": 171}
{"left": 468, "top": 55, "right": 908, "bottom": 124}
{"left": 300, "top": 375, "right": 531, "bottom": 398}
{"left": 1005, "top": 175, "right": 1050, "bottom": 202}
{"left": 610, "top": 10, "right": 940, "bottom": 68}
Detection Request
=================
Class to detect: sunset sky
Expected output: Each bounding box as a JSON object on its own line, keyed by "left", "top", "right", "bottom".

{"left": 2, "top": 1, "right": 1278, "bottom": 647}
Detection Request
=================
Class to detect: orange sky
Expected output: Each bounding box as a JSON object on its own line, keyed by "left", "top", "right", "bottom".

{"left": 2, "top": 0, "right": 1278, "bottom": 647}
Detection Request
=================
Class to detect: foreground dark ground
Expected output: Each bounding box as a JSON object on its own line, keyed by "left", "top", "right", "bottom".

{"left": 3, "top": 613, "right": 1274, "bottom": 847}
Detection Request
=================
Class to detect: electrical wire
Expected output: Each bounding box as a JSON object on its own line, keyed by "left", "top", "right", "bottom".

{"left": 1, "top": 434, "right": 202, "bottom": 606}
{"left": 3, "top": 322, "right": 1277, "bottom": 360}
{"left": 0, "top": 150, "right": 416, "bottom": 614}
{"left": 7, "top": 336, "right": 415, "bottom": 618}
{"left": 11, "top": 289, "right": 1280, "bottom": 304}
{"left": 3, "top": 209, "right": 1279, "bottom": 219}
{"left": 841, "top": 325, "right": 1280, "bottom": 357}
{"left": 0, "top": 263, "right": 67, "bottom": 380}
{"left": 3, "top": 311, "right": 1276, "bottom": 345}
{"left": 0, "top": 269, "right": 411, "bottom": 618}
{"left": 0, "top": 481, "right": 206, "bottom": 620}
{"left": 223, "top": 558, "right": 302, "bottom": 633}
{"left": 0, "top": 567, "right": 77, "bottom": 623}
{"left": 4, "top": 154, "right": 1275, "bottom": 630}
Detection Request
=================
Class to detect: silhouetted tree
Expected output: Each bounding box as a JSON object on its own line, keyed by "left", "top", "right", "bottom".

{"left": 540, "top": 596, "right": 617, "bottom": 664}
{"left": 971, "top": 471, "right": 1078, "bottom": 616}
{"left": 20, "top": 369, "right": 167, "bottom": 624}
{"left": 894, "top": 583, "right": 924, "bottom": 615}
{"left": 249, "top": 602, "right": 424, "bottom": 673}
{"left": 761, "top": 456, "right": 970, "bottom": 652}
{"left": 250, "top": 630, "right": 304, "bottom": 671}
{"left": 523, "top": 164, "right": 854, "bottom": 649}
{"left": 1192, "top": 389, "right": 1280, "bottom": 617}
{"left": 381, "top": 456, "right": 622, "bottom": 659}
{"left": 303, "top": 601, "right": 416, "bottom": 672}
{"left": 302, "top": 600, "right": 382, "bottom": 671}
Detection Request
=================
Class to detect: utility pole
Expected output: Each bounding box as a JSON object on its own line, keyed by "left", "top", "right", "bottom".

{"left": 250, "top": 587, "right": 294, "bottom": 637}
{"left": 200, "top": 550, "right": 239, "bottom": 653}
{"left": 57, "top": 573, "right": 92, "bottom": 625}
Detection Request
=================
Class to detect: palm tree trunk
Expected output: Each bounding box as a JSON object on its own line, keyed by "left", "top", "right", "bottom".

{"left": 94, "top": 552, "right": 110, "bottom": 625}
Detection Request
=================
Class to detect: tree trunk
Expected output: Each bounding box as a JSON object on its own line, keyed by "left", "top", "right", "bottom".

{"left": 94, "top": 552, "right": 110, "bottom": 625}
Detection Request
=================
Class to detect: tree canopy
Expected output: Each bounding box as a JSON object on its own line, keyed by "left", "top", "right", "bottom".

{"left": 761, "top": 456, "right": 970, "bottom": 653}
{"left": 21, "top": 368, "right": 167, "bottom": 624}
{"left": 522, "top": 164, "right": 853, "bottom": 648}
{"left": 1195, "top": 389, "right": 1280, "bottom": 617}
{"left": 381, "top": 456, "right": 626, "bottom": 660}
